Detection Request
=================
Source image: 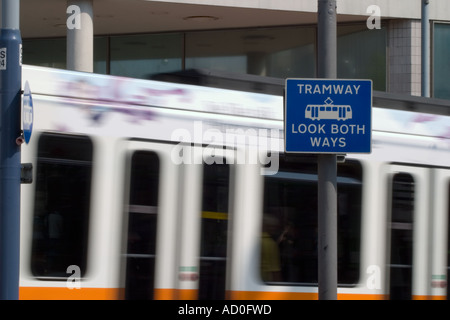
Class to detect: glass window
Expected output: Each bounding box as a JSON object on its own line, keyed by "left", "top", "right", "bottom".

{"left": 23, "top": 36, "right": 109, "bottom": 74}
{"left": 22, "top": 23, "right": 386, "bottom": 89}
{"left": 124, "top": 151, "right": 160, "bottom": 300}
{"left": 433, "top": 23, "right": 450, "bottom": 100}
{"left": 389, "top": 173, "right": 414, "bottom": 300}
{"left": 185, "top": 26, "right": 316, "bottom": 78}
{"left": 199, "top": 162, "right": 230, "bottom": 300}
{"left": 185, "top": 30, "right": 247, "bottom": 74}
{"left": 265, "top": 27, "right": 316, "bottom": 78}
{"left": 337, "top": 24, "right": 387, "bottom": 91}
{"left": 23, "top": 38, "right": 67, "bottom": 69}
{"left": 261, "top": 156, "right": 362, "bottom": 285}
{"left": 31, "top": 134, "right": 93, "bottom": 278}
{"left": 110, "top": 33, "right": 183, "bottom": 79}
{"left": 94, "top": 36, "right": 108, "bottom": 74}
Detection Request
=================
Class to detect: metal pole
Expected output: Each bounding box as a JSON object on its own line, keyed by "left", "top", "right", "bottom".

{"left": 317, "top": 0, "right": 337, "bottom": 300}
{"left": 0, "top": 0, "right": 22, "bottom": 300}
{"left": 421, "top": 0, "right": 430, "bottom": 97}
{"left": 67, "top": 0, "right": 94, "bottom": 72}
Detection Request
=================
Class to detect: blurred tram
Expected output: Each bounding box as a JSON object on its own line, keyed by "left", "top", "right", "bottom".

{"left": 18, "top": 65, "right": 450, "bottom": 300}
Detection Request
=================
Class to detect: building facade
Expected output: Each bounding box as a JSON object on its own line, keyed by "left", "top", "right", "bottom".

{"left": 17, "top": 0, "right": 450, "bottom": 99}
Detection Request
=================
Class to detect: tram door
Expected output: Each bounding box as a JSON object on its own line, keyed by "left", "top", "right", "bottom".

{"left": 122, "top": 141, "right": 181, "bottom": 300}
{"left": 386, "top": 165, "right": 431, "bottom": 300}
{"left": 176, "top": 146, "right": 234, "bottom": 300}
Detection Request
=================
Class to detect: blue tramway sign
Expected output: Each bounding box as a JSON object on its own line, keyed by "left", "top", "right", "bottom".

{"left": 23, "top": 81, "right": 33, "bottom": 144}
{"left": 285, "top": 78, "right": 372, "bottom": 154}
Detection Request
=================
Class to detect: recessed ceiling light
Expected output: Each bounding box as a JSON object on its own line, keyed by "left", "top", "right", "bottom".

{"left": 183, "top": 15, "right": 219, "bottom": 22}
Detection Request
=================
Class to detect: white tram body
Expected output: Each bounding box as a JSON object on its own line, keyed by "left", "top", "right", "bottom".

{"left": 19, "top": 65, "right": 450, "bottom": 300}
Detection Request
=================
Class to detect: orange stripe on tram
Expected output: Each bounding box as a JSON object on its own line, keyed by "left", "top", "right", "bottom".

{"left": 19, "top": 287, "right": 121, "bottom": 300}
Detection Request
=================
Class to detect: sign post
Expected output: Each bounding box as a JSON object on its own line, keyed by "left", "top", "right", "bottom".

{"left": 316, "top": 0, "right": 337, "bottom": 300}
{"left": 284, "top": 0, "right": 371, "bottom": 300}
{"left": 0, "top": 0, "right": 22, "bottom": 300}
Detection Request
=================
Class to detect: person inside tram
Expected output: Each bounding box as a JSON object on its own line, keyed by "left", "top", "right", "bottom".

{"left": 260, "top": 214, "right": 282, "bottom": 282}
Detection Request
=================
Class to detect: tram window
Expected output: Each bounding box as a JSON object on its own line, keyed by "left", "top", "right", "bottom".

{"left": 199, "top": 162, "right": 230, "bottom": 300}
{"left": 124, "top": 151, "right": 160, "bottom": 300}
{"left": 389, "top": 173, "right": 414, "bottom": 300}
{"left": 31, "top": 133, "right": 93, "bottom": 278}
{"left": 260, "top": 156, "right": 362, "bottom": 285}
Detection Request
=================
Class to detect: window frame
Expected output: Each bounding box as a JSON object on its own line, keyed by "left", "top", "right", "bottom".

{"left": 260, "top": 155, "right": 363, "bottom": 286}
{"left": 30, "top": 133, "right": 94, "bottom": 280}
